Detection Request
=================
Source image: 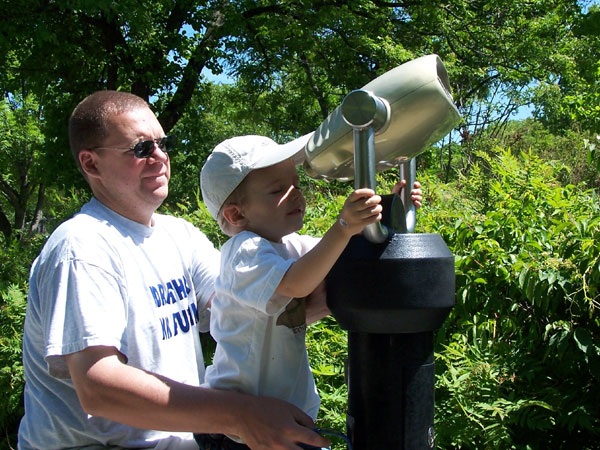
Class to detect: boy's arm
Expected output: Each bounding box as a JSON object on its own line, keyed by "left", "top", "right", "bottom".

{"left": 277, "top": 188, "right": 381, "bottom": 298}
{"left": 302, "top": 180, "right": 423, "bottom": 323}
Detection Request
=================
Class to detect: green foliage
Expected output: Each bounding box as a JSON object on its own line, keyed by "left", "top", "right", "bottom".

{"left": 531, "top": 5, "right": 600, "bottom": 137}
{"left": 162, "top": 191, "right": 229, "bottom": 250}
{"left": 1, "top": 0, "right": 599, "bottom": 446}
{"left": 165, "top": 83, "right": 284, "bottom": 207}
{"left": 0, "top": 93, "right": 47, "bottom": 239}
{"left": 585, "top": 135, "right": 600, "bottom": 173}
{"left": 0, "top": 284, "right": 26, "bottom": 447}
{"left": 300, "top": 173, "right": 351, "bottom": 239}
{"left": 419, "top": 147, "right": 600, "bottom": 448}
{"left": 306, "top": 317, "right": 348, "bottom": 440}
{"left": 0, "top": 187, "right": 88, "bottom": 449}
{"left": 0, "top": 236, "right": 41, "bottom": 292}
{"left": 479, "top": 119, "right": 598, "bottom": 187}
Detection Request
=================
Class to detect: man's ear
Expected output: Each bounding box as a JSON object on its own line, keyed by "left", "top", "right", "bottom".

{"left": 79, "top": 150, "right": 101, "bottom": 179}
{"left": 221, "top": 204, "right": 247, "bottom": 228}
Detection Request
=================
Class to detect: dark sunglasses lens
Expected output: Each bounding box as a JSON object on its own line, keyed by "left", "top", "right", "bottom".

{"left": 134, "top": 140, "right": 156, "bottom": 158}
{"left": 160, "top": 135, "right": 175, "bottom": 152}
{"left": 133, "top": 136, "right": 174, "bottom": 158}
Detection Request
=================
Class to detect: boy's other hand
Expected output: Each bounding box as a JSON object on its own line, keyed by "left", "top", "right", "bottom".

{"left": 392, "top": 180, "right": 423, "bottom": 209}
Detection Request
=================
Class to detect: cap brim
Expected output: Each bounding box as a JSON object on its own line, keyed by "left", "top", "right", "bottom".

{"left": 254, "top": 132, "right": 313, "bottom": 168}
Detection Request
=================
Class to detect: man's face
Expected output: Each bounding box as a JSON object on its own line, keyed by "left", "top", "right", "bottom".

{"left": 239, "top": 158, "right": 306, "bottom": 242}
{"left": 86, "top": 107, "right": 170, "bottom": 224}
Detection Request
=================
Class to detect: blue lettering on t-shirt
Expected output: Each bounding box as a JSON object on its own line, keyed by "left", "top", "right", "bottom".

{"left": 151, "top": 275, "right": 201, "bottom": 340}
{"left": 171, "top": 277, "right": 189, "bottom": 300}
{"left": 171, "top": 303, "right": 200, "bottom": 338}
{"left": 150, "top": 286, "right": 162, "bottom": 307}
{"left": 172, "top": 309, "right": 189, "bottom": 335}
{"left": 160, "top": 317, "right": 172, "bottom": 340}
{"left": 160, "top": 303, "right": 200, "bottom": 340}
{"left": 188, "top": 302, "right": 199, "bottom": 324}
{"left": 166, "top": 281, "right": 177, "bottom": 304}
{"left": 148, "top": 275, "right": 192, "bottom": 308}
{"left": 158, "top": 284, "right": 167, "bottom": 304}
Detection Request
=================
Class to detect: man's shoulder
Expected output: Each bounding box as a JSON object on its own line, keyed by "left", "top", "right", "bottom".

{"left": 153, "top": 213, "right": 210, "bottom": 243}
{"left": 46, "top": 203, "right": 107, "bottom": 243}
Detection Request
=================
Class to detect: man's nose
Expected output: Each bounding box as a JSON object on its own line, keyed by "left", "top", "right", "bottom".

{"left": 148, "top": 143, "right": 169, "bottom": 162}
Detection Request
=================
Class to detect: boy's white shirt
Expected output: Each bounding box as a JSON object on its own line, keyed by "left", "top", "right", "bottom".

{"left": 204, "top": 230, "right": 322, "bottom": 426}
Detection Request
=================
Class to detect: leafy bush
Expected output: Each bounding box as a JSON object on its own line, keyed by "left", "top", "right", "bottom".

{"left": 472, "top": 119, "right": 599, "bottom": 188}
{"left": 0, "top": 188, "right": 88, "bottom": 449}
{"left": 0, "top": 284, "right": 26, "bottom": 448}
{"left": 2, "top": 139, "right": 598, "bottom": 449}
{"left": 307, "top": 317, "right": 348, "bottom": 437}
{"left": 419, "top": 147, "right": 599, "bottom": 448}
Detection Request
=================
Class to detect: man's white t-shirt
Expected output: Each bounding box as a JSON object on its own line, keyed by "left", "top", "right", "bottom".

{"left": 18, "top": 198, "right": 220, "bottom": 450}
{"left": 204, "top": 231, "right": 321, "bottom": 422}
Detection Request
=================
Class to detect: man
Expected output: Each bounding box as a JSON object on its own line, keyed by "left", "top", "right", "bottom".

{"left": 18, "top": 90, "right": 330, "bottom": 450}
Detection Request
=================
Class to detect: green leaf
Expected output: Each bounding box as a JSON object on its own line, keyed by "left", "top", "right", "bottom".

{"left": 573, "top": 328, "right": 593, "bottom": 354}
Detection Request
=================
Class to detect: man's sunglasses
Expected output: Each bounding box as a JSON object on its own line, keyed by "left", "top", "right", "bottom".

{"left": 92, "top": 135, "right": 175, "bottom": 158}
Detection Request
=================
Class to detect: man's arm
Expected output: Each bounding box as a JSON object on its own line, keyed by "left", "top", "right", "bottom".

{"left": 305, "top": 280, "right": 330, "bottom": 325}
{"left": 65, "top": 346, "right": 330, "bottom": 449}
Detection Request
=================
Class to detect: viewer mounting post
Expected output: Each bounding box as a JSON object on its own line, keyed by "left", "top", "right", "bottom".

{"left": 300, "top": 54, "right": 461, "bottom": 449}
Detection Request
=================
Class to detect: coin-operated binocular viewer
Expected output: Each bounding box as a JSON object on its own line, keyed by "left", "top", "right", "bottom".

{"left": 301, "top": 54, "right": 461, "bottom": 449}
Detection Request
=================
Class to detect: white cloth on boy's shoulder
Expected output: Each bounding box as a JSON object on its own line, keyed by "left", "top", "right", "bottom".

{"left": 204, "top": 230, "right": 321, "bottom": 420}
{"left": 18, "top": 197, "right": 219, "bottom": 450}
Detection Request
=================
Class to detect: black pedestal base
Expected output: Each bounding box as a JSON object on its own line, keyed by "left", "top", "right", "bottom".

{"left": 346, "top": 331, "right": 435, "bottom": 450}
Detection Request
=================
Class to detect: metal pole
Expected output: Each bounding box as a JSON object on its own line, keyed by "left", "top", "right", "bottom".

{"left": 341, "top": 89, "right": 390, "bottom": 243}
{"left": 398, "top": 158, "right": 417, "bottom": 233}
{"left": 328, "top": 89, "right": 454, "bottom": 450}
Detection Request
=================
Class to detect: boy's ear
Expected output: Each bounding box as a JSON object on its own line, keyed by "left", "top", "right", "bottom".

{"left": 221, "top": 204, "right": 247, "bottom": 228}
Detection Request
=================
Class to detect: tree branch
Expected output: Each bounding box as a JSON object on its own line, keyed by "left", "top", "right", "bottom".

{"left": 0, "top": 205, "right": 12, "bottom": 241}
{"left": 298, "top": 53, "right": 329, "bottom": 119}
{"left": 29, "top": 182, "right": 46, "bottom": 234}
{"left": 158, "top": 6, "right": 226, "bottom": 131}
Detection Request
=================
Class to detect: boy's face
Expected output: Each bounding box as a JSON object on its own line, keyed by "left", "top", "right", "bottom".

{"left": 239, "top": 158, "right": 306, "bottom": 242}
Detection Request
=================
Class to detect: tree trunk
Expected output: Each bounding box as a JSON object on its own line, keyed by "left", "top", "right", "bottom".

{"left": 0, "top": 208, "right": 11, "bottom": 241}
{"left": 29, "top": 183, "right": 46, "bottom": 234}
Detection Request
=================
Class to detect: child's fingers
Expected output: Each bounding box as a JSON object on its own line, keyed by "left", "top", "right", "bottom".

{"left": 391, "top": 180, "right": 407, "bottom": 194}
{"left": 347, "top": 189, "right": 381, "bottom": 207}
{"left": 344, "top": 194, "right": 381, "bottom": 217}
{"left": 348, "top": 188, "right": 375, "bottom": 200}
{"left": 348, "top": 202, "right": 382, "bottom": 222}
{"left": 339, "top": 190, "right": 383, "bottom": 232}
{"left": 360, "top": 195, "right": 382, "bottom": 210}
{"left": 365, "top": 205, "right": 383, "bottom": 221}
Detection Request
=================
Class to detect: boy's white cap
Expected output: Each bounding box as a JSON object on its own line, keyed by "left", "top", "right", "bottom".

{"left": 200, "top": 132, "right": 313, "bottom": 219}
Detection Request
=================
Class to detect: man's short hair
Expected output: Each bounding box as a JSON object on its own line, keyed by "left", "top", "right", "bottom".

{"left": 68, "top": 90, "right": 150, "bottom": 170}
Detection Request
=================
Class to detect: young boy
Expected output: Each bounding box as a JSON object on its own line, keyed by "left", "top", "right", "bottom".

{"left": 198, "top": 134, "right": 421, "bottom": 449}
